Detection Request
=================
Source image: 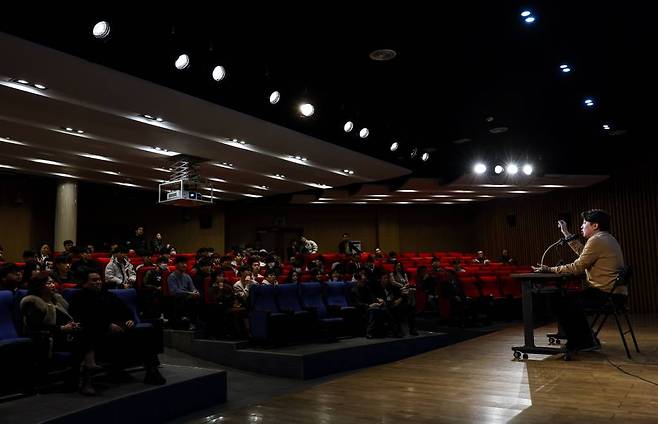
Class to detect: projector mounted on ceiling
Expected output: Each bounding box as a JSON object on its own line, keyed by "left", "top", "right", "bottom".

{"left": 158, "top": 155, "right": 213, "bottom": 207}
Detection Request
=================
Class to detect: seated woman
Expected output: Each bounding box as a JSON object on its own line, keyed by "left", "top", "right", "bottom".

{"left": 206, "top": 270, "right": 249, "bottom": 338}
{"left": 20, "top": 272, "right": 98, "bottom": 395}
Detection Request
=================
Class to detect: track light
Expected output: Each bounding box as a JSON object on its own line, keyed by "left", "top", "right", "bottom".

{"left": 175, "top": 54, "right": 190, "bottom": 70}
{"left": 269, "top": 91, "right": 280, "bottom": 104}
{"left": 92, "top": 21, "right": 111, "bottom": 39}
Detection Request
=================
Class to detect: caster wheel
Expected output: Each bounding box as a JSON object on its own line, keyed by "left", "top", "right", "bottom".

{"left": 513, "top": 351, "right": 521, "bottom": 360}
{"left": 523, "top": 353, "right": 529, "bottom": 360}
{"left": 563, "top": 351, "right": 572, "bottom": 361}
{"left": 548, "top": 337, "right": 555, "bottom": 345}
{"left": 555, "top": 339, "right": 561, "bottom": 345}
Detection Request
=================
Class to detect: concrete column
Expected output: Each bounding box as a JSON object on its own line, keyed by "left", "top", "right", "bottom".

{"left": 54, "top": 181, "right": 77, "bottom": 251}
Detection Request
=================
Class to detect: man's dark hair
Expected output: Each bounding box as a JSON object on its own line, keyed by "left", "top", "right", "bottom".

{"left": 267, "top": 269, "right": 277, "bottom": 277}
{"left": 210, "top": 270, "right": 224, "bottom": 281}
{"left": 54, "top": 255, "right": 70, "bottom": 265}
{"left": 175, "top": 255, "right": 188, "bottom": 265}
{"left": 197, "top": 257, "right": 212, "bottom": 268}
{"left": 156, "top": 256, "right": 169, "bottom": 264}
{"left": 113, "top": 245, "right": 130, "bottom": 254}
{"left": 0, "top": 263, "right": 19, "bottom": 279}
{"left": 63, "top": 240, "right": 74, "bottom": 245}
{"left": 238, "top": 265, "right": 249, "bottom": 273}
{"left": 581, "top": 209, "right": 611, "bottom": 232}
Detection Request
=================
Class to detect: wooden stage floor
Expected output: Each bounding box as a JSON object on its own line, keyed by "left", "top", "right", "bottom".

{"left": 186, "top": 315, "right": 658, "bottom": 423}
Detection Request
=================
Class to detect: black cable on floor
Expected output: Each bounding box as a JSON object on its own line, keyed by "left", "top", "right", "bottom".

{"left": 603, "top": 353, "right": 658, "bottom": 386}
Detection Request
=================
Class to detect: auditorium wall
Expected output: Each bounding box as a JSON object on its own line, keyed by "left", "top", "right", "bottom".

{"left": 473, "top": 168, "right": 658, "bottom": 313}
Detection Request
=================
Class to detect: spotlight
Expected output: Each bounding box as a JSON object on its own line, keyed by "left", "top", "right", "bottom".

{"left": 175, "top": 54, "right": 190, "bottom": 70}
{"left": 212, "top": 66, "right": 226, "bottom": 81}
{"left": 410, "top": 148, "right": 418, "bottom": 159}
{"left": 359, "top": 128, "right": 369, "bottom": 138}
{"left": 34, "top": 83, "right": 47, "bottom": 90}
{"left": 559, "top": 64, "right": 571, "bottom": 73}
{"left": 584, "top": 98, "right": 595, "bottom": 107}
{"left": 602, "top": 124, "right": 611, "bottom": 130}
{"left": 269, "top": 91, "right": 280, "bottom": 104}
{"left": 525, "top": 16, "right": 536, "bottom": 23}
{"left": 494, "top": 165, "right": 504, "bottom": 174}
{"left": 299, "top": 103, "right": 314, "bottom": 117}
{"left": 390, "top": 142, "right": 399, "bottom": 152}
{"left": 521, "top": 10, "right": 531, "bottom": 17}
{"left": 155, "top": 117, "right": 164, "bottom": 122}
{"left": 522, "top": 164, "right": 533, "bottom": 175}
{"left": 343, "top": 121, "right": 354, "bottom": 132}
{"left": 92, "top": 21, "right": 111, "bottom": 39}
{"left": 17, "top": 79, "right": 29, "bottom": 85}
{"left": 421, "top": 153, "right": 430, "bottom": 162}
{"left": 474, "top": 163, "right": 487, "bottom": 174}
{"left": 506, "top": 164, "right": 519, "bottom": 175}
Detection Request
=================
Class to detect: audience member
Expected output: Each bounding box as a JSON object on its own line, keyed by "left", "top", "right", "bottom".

{"left": 71, "top": 247, "right": 101, "bottom": 283}
{"left": 417, "top": 266, "right": 439, "bottom": 311}
{"left": 50, "top": 255, "right": 74, "bottom": 284}
{"left": 86, "top": 244, "right": 95, "bottom": 254}
{"left": 286, "top": 270, "right": 300, "bottom": 284}
{"left": 431, "top": 257, "right": 443, "bottom": 273}
{"left": 21, "top": 260, "right": 42, "bottom": 288}
{"left": 300, "top": 236, "right": 318, "bottom": 254}
{"left": 453, "top": 259, "right": 466, "bottom": 273}
{"left": 338, "top": 233, "right": 361, "bottom": 254}
{"left": 135, "top": 250, "right": 154, "bottom": 273}
{"left": 140, "top": 256, "right": 168, "bottom": 319}
{"left": 0, "top": 263, "right": 21, "bottom": 291}
{"left": 498, "top": 249, "right": 517, "bottom": 265}
{"left": 386, "top": 251, "right": 398, "bottom": 264}
{"left": 374, "top": 247, "right": 385, "bottom": 259}
{"left": 233, "top": 267, "right": 253, "bottom": 304}
{"left": 150, "top": 233, "right": 165, "bottom": 254}
{"left": 105, "top": 246, "right": 136, "bottom": 289}
{"left": 390, "top": 262, "right": 408, "bottom": 285}
{"left": 22, "top": 250, "right": 37, "bottom": 263}
{"left": 127, "top": 226, "right": 147, "bottom": 252}
{"left": 192, "top": 257, "right": 212, "bottom": 300}
{"left": 473, "top": 250, "right": 491, "bottom": 265}
{"left": 206, "top": 270, "right": 249, "bottom": 338}
{"left": 250, "top": 261, "right": 264, "bottom": 280}
{"left": 264, "top": 270, "right": 278, "bottom": 285}
{"left": 349, "top": 271, "right": 377, "bottom": 337}
{"left": 63, "top": 240, "right": 74, "bottom": 255}
{"left": 168, "top": 256, "right": 200, "bottom": 329}
{"left": 37, "top": 243, "right": 53, "bottom": 268}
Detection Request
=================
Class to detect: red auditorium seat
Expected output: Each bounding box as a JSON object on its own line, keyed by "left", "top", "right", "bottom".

{"left": 277, "top": 275, "right": 288, "bottom": 284}
{"left": 91, "top": 252, "right": 109, "bottom": 259}
{"left": 479, "top": 275, "right": 503, "bottom": 299}
{"left": 418, "top": 252, "right": 432, "bottom": 258}
{"left": 382, "top": 263, "right": 394, "bottom": 273}
{"left": 401, "top": 252, "right": 416, "bottom": 258}
{"left": 96, "top": 257, "right": 111, "bottom": 267}
{"left": 500, "top": 277, "right": 522, "bottom": 298}
{"left": 434, "top": 252, "right": 448, "bottom": 258}
{"left": 458, "top": 275, "right": 481, "bottom": 298}
{"left": 300, "top": 274, "right": 313, "bottom": 282}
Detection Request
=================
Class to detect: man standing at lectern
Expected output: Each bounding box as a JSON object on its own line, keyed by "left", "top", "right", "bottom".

{"left": 532, "top": 209, "right": 625, "bottom": 353}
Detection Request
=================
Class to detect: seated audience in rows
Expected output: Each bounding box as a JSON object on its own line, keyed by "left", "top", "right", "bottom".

{"left": 374, "top": 247, "right": 385, "bottom": 259}
{"left": 349, "top": 271, "right": 376, "bottom": 337}
{"left": 0, "top": 262, "right": 21, "bottom": 291}
{"left": 86, "top": 244, "right": 95, "bottom": 254}
{"left": 140, "top": 256, "right": 168, "bottom": 319}
{"left": 105, "top": 246, "right": 136, "bottom": 289}
{"left": 150, "top": 232, "right": 166, "bottom": 254}
{"left": 20, "top": 273, "right": 97, "bottom": 394}
{"left": 264, "top": 270, "right": 278, "bottom": 285}
{"left": 386, "top": 251, "right": 398, "bottom": 264}
{"left": 498, "top": 249, "right": 517, "bottom": 265}
{"left": 135, "top": 250, "right": 153, "bottom": 273}
{"left": 431, "top": 257, "right": 443, "bottom": 273}
{"left": 453, "top": 259, "right": 466, "bottom": 273}
{"left": 219, "top": 255, "right": 236, "bottom": 273}
{"left": 264, "top": 255, "right": 282, "bottom": 276}
{"left": 233, "top": 267, "right": 253, "bottom": 305}
{"left": 328, "top": 270, "right": 342, "bottom": 282}
{"left": 286, "top": 270, "right": 300, "bottom": 284}
{"left": 473, "top": 250, "right": 491, "bottom": 265}
{"left": 291, "top": 256, "right": 304, "bottom": 274}
{"left": 71, "top": 247, "right": 101, "bottom": 283}
{"left": 250, "top": 260, "right": 264, "bottom": 280}
{"left": 70, "top": 271, "right": 166, "bottom": 391}
{"left": 300, "top": 235, "right": 318, "bottom": 254}
{"left": 380, "top": 273, "right": 417, "bottom": 337}
{"left": 390, "top": 262, "right": 408, "bottom": 286}
{"left": 363, "top": 255, "right": 376, "bottom": 272}
{"left": 51, "top": 255, "right": 74, "bottom": 284}
{"left": 38, "top": 243, "right": 53, "bottom": 268}
{"left": 127, "top": 226, "right": 147, "bottom": 252}
{"left": 63, "top": 239, "right": 74, "bottom": 256}
{"left": 168, "top": 256, "right": 200, "bottom": 329}
{"left": 417, "top": 266, "right": 439, "bottom": 311}
{"left": 338, "top": 233, "right": 361, "bottom": 254}
{"left": 193, "top": 257, "right": 212, "bottom": 300}
{"left": 206, "top": 270, "right": 249, "bottom": 338}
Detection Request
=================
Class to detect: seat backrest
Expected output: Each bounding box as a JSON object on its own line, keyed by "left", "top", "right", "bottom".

{"left": 136, "top": 266, "right": 155, "bottom": 289}
{"left": 276, "top": 283, "right": 303, "bottom": 312}
{"left": 300, "top": 282, "right": 328, "bottom": 318}
{"left": 613, "top": 266, "right": 632, "bottom": 289}
{"left": 250, "top": 284, "right": 279, "bottom": 312}
{"left": 13, "top": 289, "right": 28, "bottom": 334}
{"left": 109, "top": 288, "right": 141, "bottom": 324}
{"left": 326, "top": 282, "right": 348, "bottom": 307}
{"left": 0, "top": 291, "right": 19, "bottom": 340}
{"left": 62, "top": 288, "right": 79, "bottom": 304}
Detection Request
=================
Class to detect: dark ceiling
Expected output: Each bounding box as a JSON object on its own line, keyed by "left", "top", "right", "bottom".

{"left": 0, "top": 2, "right": 651, "bottom": 183}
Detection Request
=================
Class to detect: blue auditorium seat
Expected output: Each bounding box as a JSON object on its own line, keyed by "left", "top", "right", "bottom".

{"left": 0, "top": 290, "right": 34, "bottom": 395}
{"left": 276, "top": 284, "right": 312, "bottom": 340}
{"left": 249, "top": 284, "right": 287, "bottom": 343}
{"left": 300, "top": 283, "right": 343, "bottom": 340}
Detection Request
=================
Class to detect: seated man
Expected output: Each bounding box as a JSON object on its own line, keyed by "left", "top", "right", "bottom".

{"left": 51, "top": 255, "right": 74, "bottom": 284}
{"left": 533, "top": 210, "right": 625, "bottom": 353}
{"left": 381, "top": 273, "right": 415, "bottom": 337}
{"left": 71, "top": 247, "right": 101, "bottom": 283}
{"left": 206, "top": 270, "right": 248, "bottom": 338}
{"left": 140, "top": 256, "right": 169, "bottom": 319}
{"left": 192, "top": 257, "right": 212, "bottom": 300}
{"left": 69, "top": 271, "right": 166, "bottom": 387}
{"left": 349, "top": 271, "right": 377, "bottom": 337}
{"left": 263, "top": 270, "right": 278, "bottom": 286}
{"left": 167, "top": 256, "right": 200, "bottom": 329}
{"left": 473, "top": 250, "right": 491, "bottom": 265}
{"left": 498, "top": 249, "right": 517, "bottom": 265}
{"left": 0, "top": 263, "right": 21, "bottom": 292}
{"left": 105, "top": 246, "right": 137, "bottom": 289}
{"left": 135, "top": 250, "right": 154, "bottom": 273}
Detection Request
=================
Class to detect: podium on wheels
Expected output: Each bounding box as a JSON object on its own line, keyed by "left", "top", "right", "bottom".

{"left": 510, "top": 272, "right": 574, "bottom": 360}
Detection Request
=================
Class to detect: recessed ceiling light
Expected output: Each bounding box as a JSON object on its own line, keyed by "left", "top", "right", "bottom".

{"left": 269, "top": 91, "right": 280, "bottom": 104}
{"left": 494, "top": 165, "right": 504, "bottom": 174}
{"left": 141, "top": 146, "right": 179, "bottom": 156}
{"left": 242, "top": 193, "right": 263, "bottom": 198}
{"left": 474, "top": 163, "right": 487, "bottom": 174}
{"left": 478, "top": 195, "right": 495, "bottom": 198}
{"left": 155, "top": 117, "right": 164, "bottom": 122}
{"left": 92, "top": 21, "right": 111, "bottom": 39}
{"left": 311, "top": 201, "right": 327, "bottom": 204}
{"left": 30, "top": 158, "right": 65, "bottom": 166}
{"left": 439, "top": 202, "right": 455, "bottom": 205}
{"left": 584, "top": 98, "right": 595, "bottom": 107}
{"left": 1, "top": 137, "right": 26, "bottom": 146}
{"left": 0, "top": 164, "right": 18, "bottom": 169}
{"left": 508, "top": 190, "right": 530, "bottom": 194}
{"left": 344, "top": 121, "right": 354, "bottom": 132}
{"left": 455, "top": 198, "right": 475, "bottom": 202}
{"left": 365, "top": 194, "right": 391, "bottom": 197}
{"left": 100, "top": 170, "right": 120, "bottom": 176}
{"left": 116, "top": 182, "right": 140, "bottom": 188}
{"left": 602, "top": 124, "right": 611, "bottom": 130}
{"left": 65, "top": 127, "right": 73, "bottom": 131}
{"left": 431, "top": 194, "right": 451, "bottom": 198}
{"left": 352, "top": 202, "right": 367, "bottom": 204}
{"left": 51, "top": 172, "right": 78, "bottom": 179}
{"left": 390, "top": 142, "right": 399, "bottom": 152}
{"left": 212, "top": 65, "right": 226, "bottom": 81}
{"left": 153, "top": 167, "right": 172, "bottom": 173}
{"left": 17, "top": 79, "right": 29, "bottom": 85}
{"left": 359, "top": 128, "right": 369, "bottom": 138}
{"left": 318, "top": 198, "right": 334, "bottom": 201}
{"left": 524, "top": 16, "right": 536, "bottom": 23}
{"left": 397, "top": 189, "right": 418, "bottom": 193}
{"left": 299, "top": 103, "right": 315, "bottom": 117}
{"left": 342, "top": 169, "right": 354, "bottom": 175}
{"left": 208, "top": 177, "right": 227, "bottom": 183}
{"left": 452, "top": 190, "right": 474, "bottom": 193}
{"left": 78, "top": 153, "right": 113, "bottom": 162}
{"left": 175, "top": 54, "right": 190, "bottom": 70}
{"left": 559, "top": 64, "right": 572, "bottom": 73}
{"left": 538, "top": 184, "right": 567, "bottom": 188}
{"left": 522, "top": 164, "right": 533, "bottom": 175}
{"left": 411, "top": 199, "right": 432, "bottom": 201}
{"left": 421, "top": 153, "right": 430, "bottom": 162}
{"left": 394, "top": 201, "right": 411, "bottom": 205}
{"left": 76, "top": 130, "right": 84, "bottom": 134}
{"left": 369, "top": 49, "right": 397, "bottom": 61}
{"left": 521, "top": 10, "right": 532, "bottom": 17}
{"left": 273, "top": 173, "right": 285, "bottom": 179}
{"left": 34, "top": 83, "right": 47, "bottom": 90}
{"left": 479, "top": 184, "right": 514, "bottom": 188}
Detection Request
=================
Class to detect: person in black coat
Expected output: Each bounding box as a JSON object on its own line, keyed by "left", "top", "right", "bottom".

{"left": 69, "top": 271, "right": 166, "bottom": 386}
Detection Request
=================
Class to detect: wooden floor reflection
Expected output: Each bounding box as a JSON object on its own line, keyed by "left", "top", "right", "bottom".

{"left": 190, "top": 315, "right": 658, "bottom": 424}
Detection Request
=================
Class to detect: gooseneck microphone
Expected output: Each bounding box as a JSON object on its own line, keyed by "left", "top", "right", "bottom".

{"left": 540, "top": 234, "right": 578, "bottom": 267}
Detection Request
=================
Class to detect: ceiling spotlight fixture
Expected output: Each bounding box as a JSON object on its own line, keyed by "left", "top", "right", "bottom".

{"left": 92, "top": 21, "right": 111, "bottom": 39}
{"left": 494, "top": 165, "right": 504, "bottom": 174}
{"left": 584, "top": 98, "right": 595, "bottom": 107}
{"left": 602, "top": 124, "right": 611, "bottom": 130}
{"left": 410, "top": 148, "right": 418, "bottom": 159}
{"left": 76, "top": 130, "right": 84, "bottom": 134}
{"left": 17, "top": 79, "right": 29, "bottom": 85}
{"left": 155, "top": 117, "right": 164, "bottom": 122}
{"left": 175, "top": 54, "right": 190, "bottom": 70}
{"left": 100, "top": 170, "right": 120, "bottom": 176}
{"left": 369, "top": 48, "right": 397, "bottom": 61}
{"left": 269, "top": 91, "right": 280, "bottom": 104}
{"left": 525, "top": 16, "right": 536, "bottom": 23}
{"left": 559, "top": 64, "right": 572, "bottom": 73}
{"left": 30, "top": 158, "right": 66, "bottom": 166}
{"left": 342, "top": 169, "right": 355, "bottom": 175}
{"left": 359, "top": 128, "right": 369, "bottom": 138}
{"left": 299, "top": 103, "right": 315, "bottom": 117}
{"left": 343, "top": 121, "right": 354, "bottom": 132}
{"left": 521, "top": 10, "right": 532, "bottom": 17}
{"left": 221, "top": 162, "right": 234, "bottom": 167}
{"left": 62, "top": 126, "right": 85, "bottom": 134}
{"left": 421, "top": 152, "right": 430, "bottom": 162}
{"left": 212, "top": 65, "right": 226, "bottom": 81}
{"left": 274, "top": 173, "right": 285, "bottom": 179}
{"left": 34, "top": 83, "right": 47, "bottom": 90}
{"left": 474, "top": 163, "right": 487, "bottom": 174}
{"left": 506, "top": 164, "right": 519, "bottom": 175}
{"left": 390, "top": 142, "right": 399, "bottom": 152}
{"left": 289, "top": 155, "right": 308, "bottom": 162}
{"left": 522, "top": 164, "right": 533, "bottom": 175}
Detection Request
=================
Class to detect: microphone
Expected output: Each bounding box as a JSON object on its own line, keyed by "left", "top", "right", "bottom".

{"left": 540, "top": 234, "right": 578, "bottom": 268}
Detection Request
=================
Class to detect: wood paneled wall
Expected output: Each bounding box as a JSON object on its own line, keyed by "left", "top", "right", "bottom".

{"left": 473, "top": 169, "right": 658, "bottom": 313}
